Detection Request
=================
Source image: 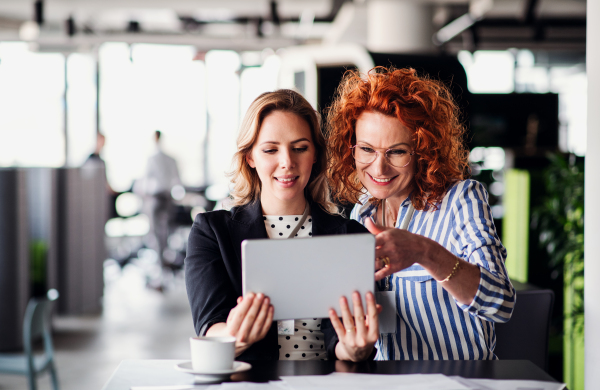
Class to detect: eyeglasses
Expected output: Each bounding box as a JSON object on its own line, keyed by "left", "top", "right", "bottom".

{"left": 350, "top": 145, "right": 415, "bottom": 168}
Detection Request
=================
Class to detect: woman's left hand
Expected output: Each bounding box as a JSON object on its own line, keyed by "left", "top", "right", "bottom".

{"left": 329, "top": 291, "right": 381, "bottom": 362}
{"left": 365, "top": 218, "right": 481, "bottom": 305}
{"left": 365, "top": 218, "right": 430, "bottom": 281}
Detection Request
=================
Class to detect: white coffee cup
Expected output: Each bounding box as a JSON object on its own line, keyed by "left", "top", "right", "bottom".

{"left": 189, "top": 336, "right": 236, "bottom": 372}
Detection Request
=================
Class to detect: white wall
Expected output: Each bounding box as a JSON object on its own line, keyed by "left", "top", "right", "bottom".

{"left": 585, "top": 0, "right": 600, "bottom": 388}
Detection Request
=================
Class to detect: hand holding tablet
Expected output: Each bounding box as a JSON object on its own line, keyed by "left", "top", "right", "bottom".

{"left": 329, "top": 291, "right": 382, "bottom": 362}
{"left": 205, "top": 293, "right": 274, "bottom": 357}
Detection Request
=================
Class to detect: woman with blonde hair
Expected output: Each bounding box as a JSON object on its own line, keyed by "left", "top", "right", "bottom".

{"left": 185, "top": 89, "right": 379, "bottom": 362}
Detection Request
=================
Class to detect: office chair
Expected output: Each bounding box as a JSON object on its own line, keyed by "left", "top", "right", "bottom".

{"left": 494, "top": 289, "right": 555, "bottom": 372}
{"left": 0, "top": 289, "right": 60, "bottom": 390}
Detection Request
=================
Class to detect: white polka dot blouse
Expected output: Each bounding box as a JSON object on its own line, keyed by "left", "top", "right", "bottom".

{"left": 263, "top": 214, "right": 326, "bottom": 361}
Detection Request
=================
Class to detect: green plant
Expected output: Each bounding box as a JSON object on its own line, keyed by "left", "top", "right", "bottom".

{"left": 531, "top": 153, "right": 584, "bottom": 389}
{"left": 30, "top": 239, "right": 48, "bottom": 297}
{"left": 532, "top": 153, "right": 584, "bottom": 327}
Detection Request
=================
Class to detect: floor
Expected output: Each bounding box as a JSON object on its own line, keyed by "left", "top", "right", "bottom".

{"left": 0, "top": 262, "right": 196, "bottom": 390}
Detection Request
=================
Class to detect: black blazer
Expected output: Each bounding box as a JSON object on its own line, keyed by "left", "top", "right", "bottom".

{"left": 184, "top": 198, "right": 368, "bottom": 361}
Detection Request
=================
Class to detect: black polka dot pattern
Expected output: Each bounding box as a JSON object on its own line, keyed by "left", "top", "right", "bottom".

{"left": 264, "top": 214, "right": 319, "bottom": 361}
{"left": 277, "top": 318, "right": 326, "bottom": 361}
{"left": 263, "top": 214, "right": 312, "bottom": 239}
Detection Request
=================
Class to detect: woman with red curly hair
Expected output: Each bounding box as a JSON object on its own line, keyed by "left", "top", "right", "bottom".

{"left": 327, "top": 67, "right": 515, "bottom": 360}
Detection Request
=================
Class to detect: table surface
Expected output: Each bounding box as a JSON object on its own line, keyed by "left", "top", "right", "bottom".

{"left": 101, "top": 359, "right": 560, "bottom": 390}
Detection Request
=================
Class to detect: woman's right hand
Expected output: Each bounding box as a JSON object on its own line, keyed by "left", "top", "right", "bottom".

{"left": 206, "top": 293, "right": 274, "bottom": 357}
{"left": 329, "top": 291, "right": 381, "bottom": 362}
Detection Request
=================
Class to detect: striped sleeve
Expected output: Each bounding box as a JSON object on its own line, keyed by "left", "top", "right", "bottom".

{"left": 450, "top": 180, "right": 516, "bottom": 323}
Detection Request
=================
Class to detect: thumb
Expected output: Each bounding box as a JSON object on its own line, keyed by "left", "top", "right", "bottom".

{"left": 365, "top": 217, "right": 388, "bottom": 235}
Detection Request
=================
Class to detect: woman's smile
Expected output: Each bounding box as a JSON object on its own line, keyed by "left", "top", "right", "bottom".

{"left": 274, "top": 175, "right": 300, "bottom": 187}
{"left": 366, "top": 172, "right": 399, "bottom": 185}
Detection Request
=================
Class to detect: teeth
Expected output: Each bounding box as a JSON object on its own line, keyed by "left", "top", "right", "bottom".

{"left": 277, "top": 177, "right": 296, "bottom": 182}
{"left": 372, "top": 176, "right": 391, "bottom": 183}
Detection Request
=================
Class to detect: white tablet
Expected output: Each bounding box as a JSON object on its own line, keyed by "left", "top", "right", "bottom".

{"left": 241, "top": 233, "right": 375, "bottom": 321}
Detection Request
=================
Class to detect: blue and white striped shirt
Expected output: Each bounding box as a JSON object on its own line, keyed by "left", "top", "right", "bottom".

{"left": 350, "top": 179, "right": 515, "bottom": 360}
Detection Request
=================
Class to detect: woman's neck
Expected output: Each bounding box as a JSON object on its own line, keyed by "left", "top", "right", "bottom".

{"left": 378, "top": 185, "right": 412, "bottom": 227}
{"left": 260, "top": 194, "right": 307, "bottom": 216}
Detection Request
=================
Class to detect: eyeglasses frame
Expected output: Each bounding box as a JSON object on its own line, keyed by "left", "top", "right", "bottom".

{"left": 350, "top": 145, "right": 415, "bottom": 168}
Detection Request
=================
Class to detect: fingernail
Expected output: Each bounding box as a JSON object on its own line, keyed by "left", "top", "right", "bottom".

{"left": 256, "top": 293, "right": 264, "bottom": 299}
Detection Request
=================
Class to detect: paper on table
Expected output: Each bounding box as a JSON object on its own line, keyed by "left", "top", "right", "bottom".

{"left": 206, "top": 382, "right": 290, "bottom": 390}
{"left": 450, "top": 377, "right": 567, "bottom": 390}
{"left": 280, "top": 373, "right": 470, "bottom": 390}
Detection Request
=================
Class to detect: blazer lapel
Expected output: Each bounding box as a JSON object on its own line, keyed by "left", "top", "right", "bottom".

{"left": 226, "top": 200, "right": 269, "bottom": 292}
{"left": 310, "top": 200, "right": 345, "bottom": 236}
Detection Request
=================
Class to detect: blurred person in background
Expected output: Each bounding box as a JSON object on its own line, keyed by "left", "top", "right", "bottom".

{"left": 82, "top": 132, "right": 117, "bottom": 223}
{"left": 85, "top": 132, "right": 107, "bottom": 168}
{"left": 144, "top": 130, "right": 182, "bottom": 290}
{"left": 83, "top": 132, "right": 116, "bottom": 195}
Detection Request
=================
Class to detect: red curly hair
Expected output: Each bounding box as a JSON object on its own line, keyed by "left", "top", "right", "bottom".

{"left": 326, "top": 67, "right": 470, "bottom": 211}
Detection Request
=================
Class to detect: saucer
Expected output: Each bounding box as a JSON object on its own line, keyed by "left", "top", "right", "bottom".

{"left": 174, "top": 361, "right": 251, "bottom": 383}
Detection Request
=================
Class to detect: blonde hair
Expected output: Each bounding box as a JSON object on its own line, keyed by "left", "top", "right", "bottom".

{"left": 227, "top": 89, "right": 338, "bottom": 214}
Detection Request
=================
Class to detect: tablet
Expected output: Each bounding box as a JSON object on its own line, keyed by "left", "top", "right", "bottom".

{"left": 242, "top": 233, "right": 375, "bottom": 321}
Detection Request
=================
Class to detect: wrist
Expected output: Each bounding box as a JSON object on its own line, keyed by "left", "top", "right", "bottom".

{"left": 334, "top": 341, "right": 348, "bottom": 361}
{"left": 335, "top": 341, "right": 373, "bottom": 362}
{"left": 206, "top": 322, "right": 229, "bottom": 337}
{"left": 416, "top": 239, "right": 458, "bottom": 281}
{"left": 235, "top": 344, "right": 250, "bottom": 357}
{"left": 416, "top": 236, "right": 440, "bottom": 270}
